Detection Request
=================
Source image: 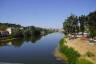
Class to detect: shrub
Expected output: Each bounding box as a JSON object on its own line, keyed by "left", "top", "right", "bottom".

{"left": 86, "top": 52, "right": 94, "bottom": 57}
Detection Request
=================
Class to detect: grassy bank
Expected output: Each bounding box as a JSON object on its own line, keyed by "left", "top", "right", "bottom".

{"left": 0, "top": 36, "right": 16, "bottom": 42}
{"left": 58, "top": 38, "right": 93, "bottom": 64}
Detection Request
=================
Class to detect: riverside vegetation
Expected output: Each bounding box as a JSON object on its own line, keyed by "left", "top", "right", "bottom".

{"left": 0, "top": 10, "right": 96, "bottom": 64}
{"left": 0, "top": 23, "right": 54, "bottom": 42}
{"left": 59, "top": 38, "right": 93, "bottom": 64}
{"left": 57, "top": 11, "right": 96, "bottom": 64}
{"left": 63, "top": 11, "right": 96, "bottom": 40}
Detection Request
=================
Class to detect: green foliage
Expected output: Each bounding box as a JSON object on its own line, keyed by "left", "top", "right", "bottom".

{"left": 12, "top": 29, "right": 24, "bottom": 38}
{"left": 76, "top": 59, "right": 93, "bottom": 64}
{"left": 0, "top": 35, "right": 15, "bottom": 42}
{"left": 59, "top": 38, "right": 93, "bottom": 64}
{"left": 88, "top": 26, "right": 96, "bottom": 39}
{"left": 88, "top": 11, "right": 96, "bottom": 38}
{"left": 63, "top": 15, "right": 79, "bottom": 36}
{"left": 59, "top": 38, "right": 80, "bottom": 64}
{"left": 0, "top": 22, "right": 54, "bottom": 38}
{"left": 63, "top": 11, "right": 96, "bottom": 39}
{"left": 0, "top": 22, "right": 21, "bottom": 30}
{"left": 79, "top": 15, "right": 87, "bottom": 35}
{"left": 85, "top": 52, "right": 94, "bottom": 57}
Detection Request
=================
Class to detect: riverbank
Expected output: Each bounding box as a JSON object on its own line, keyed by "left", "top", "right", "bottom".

{"left": 0, "top": 36, "right": 16, "bottom": 42}
{"left": 65, "top": 38, "right": 96, "bottom": 64}
{"left": 54, "top": 37, "right": 94, "bottom": 64}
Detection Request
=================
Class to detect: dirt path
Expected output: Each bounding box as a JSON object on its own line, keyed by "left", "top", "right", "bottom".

{"left": 65, "top": 38, "right": 96, "bottom": 64}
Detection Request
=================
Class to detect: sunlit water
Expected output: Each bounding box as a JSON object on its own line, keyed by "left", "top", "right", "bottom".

{"left": 0, "top": 33, "right": 66, "bottom": 64}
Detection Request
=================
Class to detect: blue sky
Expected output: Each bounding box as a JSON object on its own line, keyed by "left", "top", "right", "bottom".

{"left": 0, "top": 0, "right": 96, "bottom": 29}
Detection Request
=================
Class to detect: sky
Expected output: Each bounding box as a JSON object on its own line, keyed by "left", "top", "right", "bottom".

{"left": 0, "top": 0, "right": 96, "bottom": 29}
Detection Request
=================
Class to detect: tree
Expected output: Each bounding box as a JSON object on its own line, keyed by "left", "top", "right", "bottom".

{"left": 63, "top": 15, "right": 79, "bottom": 37}
{"left": 12, "top": 29, "right": 24, "bottom": 38}
{"left": 79, "top": 15, "right": 88, "bottom": 35}
{"left": 88, "top": 11, "right": 96, "bottom": 39}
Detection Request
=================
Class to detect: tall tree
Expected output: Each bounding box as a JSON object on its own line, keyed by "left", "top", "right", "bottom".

{"left": 63, "top": 15, "right": 79, "bottom": 37}
{"left": 79, "top": 15, "right": 87, "bottom": 35}
{"left": 88, "top": 11, "right": 96, "bottom": 39}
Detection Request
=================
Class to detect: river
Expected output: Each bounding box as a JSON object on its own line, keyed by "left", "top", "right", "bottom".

{"left": 0, "top": 33, "right": 66, "bottom": 64}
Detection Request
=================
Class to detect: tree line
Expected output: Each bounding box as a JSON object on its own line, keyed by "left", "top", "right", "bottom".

{"left": 0, "top": 22, "right": 54, "bottom": 38}
{"left": 0, "top": 23, "right": 21, "bottom": 30}
{"left": 63, "top": 11, "right": 96, "bottom": 40}
{"left": 11, "top": 26, "right": 53, "bottom": 38}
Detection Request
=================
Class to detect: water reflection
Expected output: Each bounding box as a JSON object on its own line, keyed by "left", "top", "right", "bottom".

{"left": 0, "top": 33, "right": 65, "bottom": 64}
{"left": 0, "top": 34, "right": 43, "bottom": 47}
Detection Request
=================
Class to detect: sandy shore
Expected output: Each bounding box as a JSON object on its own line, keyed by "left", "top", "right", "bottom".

{"left": 65, "top": 38, "right": 96, "bottom": 64}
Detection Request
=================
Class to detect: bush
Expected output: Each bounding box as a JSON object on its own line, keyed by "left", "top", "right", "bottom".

{"left": 86, "top": 52, "right": 94, "bottom": 57}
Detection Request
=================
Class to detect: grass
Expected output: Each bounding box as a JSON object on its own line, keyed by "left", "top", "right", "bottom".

{"left": 58, "top": 38, "right": 93, "bottom": 64}
{"left": 0, "top": 36, "right": 16, "bottom": 42}
{"left": 59, "top": 38, "right": 80, "bottom": 64}
{"left": 77, "top": 59, "right": 93, "bottom": 64}
{"left": 85, "top": 52, "right": 95, "bottom": 57}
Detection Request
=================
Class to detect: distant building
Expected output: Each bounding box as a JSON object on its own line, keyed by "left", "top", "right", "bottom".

{"left": 0, "top": 30, "right": 9, "bottom": 38}
{"left": 6, "top": 27, "right": 16, "bottom": 35}
{"left": 0, "top": 27, "right": 14, "bottom": 38}
{"left": 6, "top": 28, "right": 12, "bottom": 35}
